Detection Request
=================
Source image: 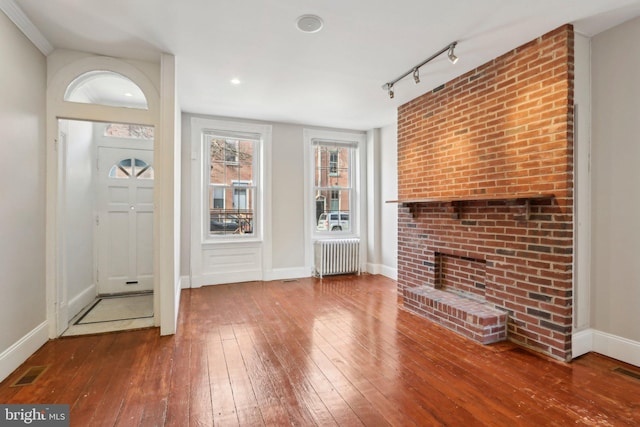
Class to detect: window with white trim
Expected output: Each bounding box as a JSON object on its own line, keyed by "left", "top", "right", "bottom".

{"left": 205, "top": 134, "right": 258, "bottom": 236}
{"left": 313, "top": 141, "right": 355, "bottom": 234}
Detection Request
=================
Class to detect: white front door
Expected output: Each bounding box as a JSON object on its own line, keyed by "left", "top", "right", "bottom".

{"left": 97, "top": 147, "right": 154, "bottom": 294}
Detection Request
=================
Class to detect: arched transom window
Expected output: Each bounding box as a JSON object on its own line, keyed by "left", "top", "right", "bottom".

{"left": 64, "top": 70, "right": 148, "bottom": 110}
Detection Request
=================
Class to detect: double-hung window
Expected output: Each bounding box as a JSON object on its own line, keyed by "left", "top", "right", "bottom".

{"left": 312, "top": 140, "right": 356, "bottom": 234}
{"left": 205, "top": 133, "right": 258, "bottom": 236}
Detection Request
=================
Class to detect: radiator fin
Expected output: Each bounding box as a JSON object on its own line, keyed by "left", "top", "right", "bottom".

{"left": 314, "top": 239, "right": 361, "bottom": 278}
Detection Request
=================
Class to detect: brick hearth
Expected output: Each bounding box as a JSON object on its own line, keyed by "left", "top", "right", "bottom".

{"left": 403, "top": 286, "right": 507, "bottom": 344}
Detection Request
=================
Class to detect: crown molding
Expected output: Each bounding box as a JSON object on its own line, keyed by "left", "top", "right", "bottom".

{"left": 0, "top": 0, "right": 53, "bottom": 55}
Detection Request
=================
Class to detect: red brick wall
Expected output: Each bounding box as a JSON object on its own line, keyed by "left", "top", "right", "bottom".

{"left": 397, "top": 25, "right": 574, "bottom": 360}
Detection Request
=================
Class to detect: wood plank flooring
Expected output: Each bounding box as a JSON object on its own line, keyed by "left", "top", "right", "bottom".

{"left": 1, "top": 274, "right": 639, "bottom": 426}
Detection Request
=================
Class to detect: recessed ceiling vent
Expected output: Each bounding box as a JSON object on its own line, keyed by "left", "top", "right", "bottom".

{"left": 296, "top": 15, "right": 324, "bottom": 33}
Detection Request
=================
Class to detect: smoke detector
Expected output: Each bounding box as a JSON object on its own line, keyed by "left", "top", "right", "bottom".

{"left": 296, "top": 15, "right": 324, "bottom": 33}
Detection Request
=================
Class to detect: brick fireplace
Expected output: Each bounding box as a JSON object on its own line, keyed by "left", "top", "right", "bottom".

{"left": 396, "top": 25, "right": 574, "bottom": 361}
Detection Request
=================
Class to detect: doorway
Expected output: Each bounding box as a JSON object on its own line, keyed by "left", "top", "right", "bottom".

{"left": 97, "top": 147, "right": 154, "bottom": 294}
{"left": 59, "top": 120, "right": 155, "bottom": 335}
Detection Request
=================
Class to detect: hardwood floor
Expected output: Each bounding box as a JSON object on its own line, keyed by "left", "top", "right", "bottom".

{"left": 1, "top": 275, "right": 639, "bottom": 426}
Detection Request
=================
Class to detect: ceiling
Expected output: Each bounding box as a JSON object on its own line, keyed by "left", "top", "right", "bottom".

{"left": 10, "top": 0, "right": 640, "bottom": 130}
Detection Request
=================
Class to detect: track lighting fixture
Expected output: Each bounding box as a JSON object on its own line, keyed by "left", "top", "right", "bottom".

{"left": 447, "top": 44, "right": 458, "bottom": 64}
{"left": 382, "top": 41, "right": 458, "bottom": 99}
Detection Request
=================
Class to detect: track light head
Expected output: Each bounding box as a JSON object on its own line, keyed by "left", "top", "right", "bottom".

{"left": 412, "top": 68, "right": 420, "bottom": 84}
{"left": 448, "top": 44, "right": 458, "bottom": 64}
{"left": 388, "top": 83, "right": 394, "bottom": 99}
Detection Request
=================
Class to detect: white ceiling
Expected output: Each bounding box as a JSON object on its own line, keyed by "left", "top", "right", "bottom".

{"left": 10, "top": 0, "right": 640, "bottom": 130}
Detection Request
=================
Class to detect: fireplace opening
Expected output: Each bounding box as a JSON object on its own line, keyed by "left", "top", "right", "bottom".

{"left": 435, "top": 252, "right": 487, "bottom": 302}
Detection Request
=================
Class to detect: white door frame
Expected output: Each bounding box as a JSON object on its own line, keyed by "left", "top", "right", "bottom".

{"left": 45, "top": 54, "right": 178, "bottom": 337}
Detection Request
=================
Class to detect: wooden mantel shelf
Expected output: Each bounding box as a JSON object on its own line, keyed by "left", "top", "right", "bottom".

{"left": 386, "top": 192, "right": 555, "bottom": 220}
{"left": 386, "top": 192, "right": 554, "bottom": 205}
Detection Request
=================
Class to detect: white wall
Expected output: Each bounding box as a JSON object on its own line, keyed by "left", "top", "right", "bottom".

{"left": 181, "top": 113, "right": 367, "bottom": 283}
{"left": 271, "top": 123, "right": 306, "bottom": 271}
{"left": 62, "top": 119, "right": 96, "bottom": 318}
{"left": 0, "top": 10, "right": 48, "bottom": 381}
{"left": 366, "top": 129, "right": 382, "bottom": 273}
{"left": 589, "top": 16, "right": 640, "bottom": 365}
{"left": 380, "top": 123, "right": 398, "bottom": 279}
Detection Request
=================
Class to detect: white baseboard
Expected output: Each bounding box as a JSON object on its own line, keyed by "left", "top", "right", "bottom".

{"left": 380, "top": 265, "right": 398, "bottom": 280}
{"left": 174, "top": 276, "right": 182, "bottom": 329}
{"left": 366, "top": 263, "right": 382, "bottom": 275}
{"left": 263, "top": 267, "right": 310, "bottom": 282}
{"left": 572, "top": 328, "right": 593, "bottom": 358}
{"left": 0, "top": 321, "right": 49, "bottom": 383}
{"left": 180, "top": 275, "right": 190, "bottom": 289}
{"left": 573, "top": 328, "right": 640, "bottom": 367}
{"left": 191, "top": 270, "right": 263, "bottom": 288}
{"left": 67, "top": 284, "right": 96, "bottom": 319}
{"left": 192, "top": 267, "right": 314, "bottom": 287}
{"left": 593, "top": 329, "right": 640, "bottom": 367}
{"left": 366, "top": 263, "right": 397, "bottom": 280}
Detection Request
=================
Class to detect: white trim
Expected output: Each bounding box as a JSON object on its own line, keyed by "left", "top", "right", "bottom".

{"left": 46, "top": 54, "right": 162, "bottom": 338}
{"left": 181, "top": 275, "right": 191, "bottom": 289}
{"left": 366, "top": 263, "right": 398, "bottom": 281}
{"left": 303, "top": 128, "right": 367, "bottom": 274}
{"left": 573, "top": 33, "right": 592, "bottom": 333}
{"left": 573, "top": 328, "right": 640, "bottom": 368}
{"left": 0, "top": 0, "right": 53, "bottom": 55}
{"left": 175, "top": 275, "right": 182, "bottom": 320}
{"left": 191, "top": 270, "right": 263, "bottom": 288}
{"left": 263, "top": 267, "right": 310, "bottom": 282}
{"left": 593, "top": 330, "right": 640, "bottom": 367}
{"left": 572, "top": 328, "right": 594, "bottom": 359}
{"left": 380, "top": 265, "right": 398, "bottom": 280}
{"left": 190, "top": 117, "right": 272, "bottom": 285}
{"left": 67, "top": 284, "right": 96, "bottom": 320}
{"left": 366, "top": 129, "right": 382, "bottom": 272}
{"left": 367, "top": 263, "right": 382, "bottom": 275}
{"left": 158, "top": 53, "right": 179, "bottom": 336}
{"left": 0, "top": 322, "right": 49, "bottom": 383}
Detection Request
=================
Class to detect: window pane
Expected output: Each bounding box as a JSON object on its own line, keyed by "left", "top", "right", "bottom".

{"left": 238, "top": 140, "right": 254, "bottom": 166}
{"left": 209, "top": 137, "right": 255, "bottom": 184}
{"left": 329, "top": 151, "right": 338, "bottom": 175}
{"left": 212, "top": 187, "right": 224, "bottom": 209}
{"left": 105, "top": 123, "right": 154, "bottom": 139}
{"left": 210, "top": 138, "right": 230, "bottom": 163}
{"left": 206, "top": 133, "right": 258, "bottom": 238}
{"left": 108, "top": 158, "right": 154, "bottom": 179}
{"left": 115, "top": 159, "right": 133, "bottom": 177}
{"left": 208, "top": 186, "right": 255, "bottom": 236}
{"left": 224, "top": 141, "right": 238, "bottom": 163}
{"left": 314, "top": 145, "right": 350, "bottom": 187}
{"left": 65, "top": 71, "right": 148, "bottom": 110}
{"left": 137, "top": 165, "right": 154, "bottom": 180}
{"left": 314, "top": 189, "right": 351, "bottom": 233}
{"left": 108, "top": 165, "right": 129, "bottom": 179}
{"left": 210, "top": 162, "right": 225, "bottom": 185}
